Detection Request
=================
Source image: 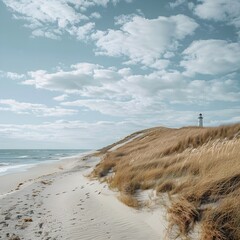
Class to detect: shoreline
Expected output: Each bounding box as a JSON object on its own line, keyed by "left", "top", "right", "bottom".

{"left": 0, "top": 151, "right": 94, "bottom": 196}
{"left": 0, "top": 152, "right": 167, "bottom": 240}
{"left": 0, "top": 149, "right": 92, "bottom": 177}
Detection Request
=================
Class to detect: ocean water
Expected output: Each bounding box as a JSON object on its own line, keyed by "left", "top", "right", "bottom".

{"left": 0, "top": 149, "right": 90, "bottom": 176}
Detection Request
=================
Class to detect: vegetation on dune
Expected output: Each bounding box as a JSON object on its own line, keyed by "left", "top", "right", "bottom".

{"left": 91, "top": 123, "right": 240, "bottom": 239}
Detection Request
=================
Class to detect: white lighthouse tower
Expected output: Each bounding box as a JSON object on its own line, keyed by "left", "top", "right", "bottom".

{"left": 198, "top": 113, "right": 203, "bottom": 127}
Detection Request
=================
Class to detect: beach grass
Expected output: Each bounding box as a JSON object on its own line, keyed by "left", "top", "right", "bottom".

{"left": 91, "top": 123, "right": 240, "bottom": 239}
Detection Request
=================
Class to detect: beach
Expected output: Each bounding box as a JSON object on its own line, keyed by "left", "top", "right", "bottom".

{"left": 0, "top": 152, "right": 167, "bottom": 240}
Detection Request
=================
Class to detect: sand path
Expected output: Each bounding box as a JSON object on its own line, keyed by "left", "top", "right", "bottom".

{"left": 0, "top": 156, "right": 166, "bottom": 240}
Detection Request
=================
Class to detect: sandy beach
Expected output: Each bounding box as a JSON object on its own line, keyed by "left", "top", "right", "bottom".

{"left": 0, "top": 152, "right": 167, "bottom": 240}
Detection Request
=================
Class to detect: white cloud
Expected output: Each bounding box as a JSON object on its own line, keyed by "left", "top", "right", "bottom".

{"left": 92, "top": 14, "right": 198, "bottom": 67}
{"left": 181, "top": 40, "right": 240, "bottom": 76}
{"left": 67, "top": 22, "right": 96, "bottom": 40}
{"left": 3, "top": 0, "right": 131, "bottom": 39}
{"left": 23, "top": 63, "right": 126, "bottom": 93}
{"left": 169, "top": 0, "right": 195, "bottom": 10}
{"left": 0, "top": 99, "right": 77, "bottom": 117}
{"left": 150, "top": 59, "right": 170, "bottom": 70}
{"left": 169, "top": 0, "right": 185, "bottom": 8}
{"left": 194, "top": 0, "right": 240, "bottom": 29}
{"left": 0, "top": 120, "right": 144, "bottom": 148}
{"left": 90, "top": 12, "right": 101, "bottom": 19}
{"left": 62, "top": 98, "right": 163, "bottom": 116}
{"left": 1, "top": 105, "right": 239, "bottom": 148}
{"left": 21, "top": 62, "right": 240, "bottom": 117}
{"left": 31, "top": 29, "right": 61, "bottom": 40}
{"left": 163, "top": 52, "right": 175, "bottom": 59}
{"left": 53, "top": 94, "right": 69, "bottom": 102}
{"left": 175, "top": 79, "right": 240, "bottom": 103}
{"left": 0, "top": 71, "right": 25, "bottom": 80}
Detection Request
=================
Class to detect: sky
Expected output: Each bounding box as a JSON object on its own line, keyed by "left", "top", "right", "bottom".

{"left": 0, "top": 0, "right": 240, "bottom": 149}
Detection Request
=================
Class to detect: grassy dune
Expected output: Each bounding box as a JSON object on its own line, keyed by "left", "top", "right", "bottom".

{"left": 91, "top": 123, "right": 240, "bottom": 239}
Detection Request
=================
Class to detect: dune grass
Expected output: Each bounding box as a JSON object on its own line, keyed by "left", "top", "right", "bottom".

{"left": 91, "top": 123, "right": 240, "bottom": 239}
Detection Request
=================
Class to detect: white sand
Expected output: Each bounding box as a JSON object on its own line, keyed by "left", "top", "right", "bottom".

{"left": 0, "top": 153, "right": 88, "bottom": 196}
{"left": 109, "top": 133, "right": 144, "bottom": 152}
{"left": 0, "top": 153, "right": 167, "bottom": 240}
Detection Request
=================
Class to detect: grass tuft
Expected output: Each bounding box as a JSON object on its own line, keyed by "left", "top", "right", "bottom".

{"left": 118, "top": 193, "right": 140, "bottom": 208}
{"left": 156, "top": 180, "right": 175, "bottom": 193}
{"left": 168, "top": 198, "right": 200, "bottom": 236}
{"left": 201, "top": 197, "right": 240, "bottom": 240}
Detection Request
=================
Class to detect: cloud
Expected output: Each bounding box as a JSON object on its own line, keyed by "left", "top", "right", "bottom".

{"left": 61, "top": 98, "right": 164, "bottom": 116}
{"left": 0, "top": 71, "right": 25, "bottom": 80}
{"left": 0, "top": 120, "right": 144, "bottom": 148}
{"left": 22, "top": 62, "right": 240, "bottom": 117}
{"left": 31, "top": 29, "right": 62, "bottom": 40}
{"left": 169, "top": 0, "right": 185, "bottom": 8}
{"left": 23, "top": 63, "right": 126, "bottom": 93}
{"left": 1, "top": 106, "right": 239, "bottom": 148}
{"left": 0, "top": 99, "right": 77, "bottom": 117}
{"left": 181, "top": 40, "right": 240, "bottom": 76}
{"left": 3, "top": 0, "right": 132, "bottom": 39}
{"left": 194, "top": 0, "right": 240, "bottom": 31}
{"left": 67, "top": 22, "right": 96, "bottom": 40}
{"left": 92, "top": 14, "right": 198, "bottom": 67}
{"left": 175, "top": 79, "right": 240, "bottom": 103}
{"left": 90, "top": 12, "right": 101, "bottom": 19}
{"left": 53, "top": 94, "right": 69, "bottom": 102}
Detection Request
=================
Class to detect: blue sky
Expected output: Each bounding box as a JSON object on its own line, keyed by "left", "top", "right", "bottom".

{"left": 0, "top": 0, "right": 240, "bottom": 149}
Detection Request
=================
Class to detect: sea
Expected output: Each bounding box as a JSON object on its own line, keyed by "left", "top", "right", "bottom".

{"left": 0, "top": 149, "right": 90, "bottom": 176}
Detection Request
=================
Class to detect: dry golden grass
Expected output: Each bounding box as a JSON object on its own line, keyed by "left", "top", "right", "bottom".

{"left": 168, "top": 197, "right": 200, "bottom": 236}
{"left": 201, "top": 196, "right": 240, "bottom": 240}
{"left": 156, "top": 180, "right": 176, "bottom": 193}
{"left": 118, "top": 193, "right": 140, "bottom": 208}
{"left": 92, "top": 123, "right": 240, "bottom": 239}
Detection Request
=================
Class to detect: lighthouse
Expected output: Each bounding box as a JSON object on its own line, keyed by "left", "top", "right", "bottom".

{"left": 198, "top": 113, "right": 203, "bottom": 127}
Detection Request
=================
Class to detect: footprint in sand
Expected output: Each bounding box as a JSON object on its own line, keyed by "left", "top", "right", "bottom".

{"left": 4, "top": 214, "right": 11, "bottom": 220}
{"left": 16, "top": 215, "right": 23, "bottom": 219}
{"left": 0, "top": 221, "right": 8, "bottom": 227}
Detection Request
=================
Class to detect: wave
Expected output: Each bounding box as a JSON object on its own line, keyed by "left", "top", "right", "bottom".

{"left": 0, "top": 150, "right": 89, "bottom": 176}
{"left": 0, "top": 155, "right": 29, "bottom": 159}
{"left": 0, "top": 164, "right": 33, "bottom": 175}
{"left": 0, "top": 162, "right": 10, "bottom": 167}
{"left": 17, "top": 155, "right": 29, "bottom": 159}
